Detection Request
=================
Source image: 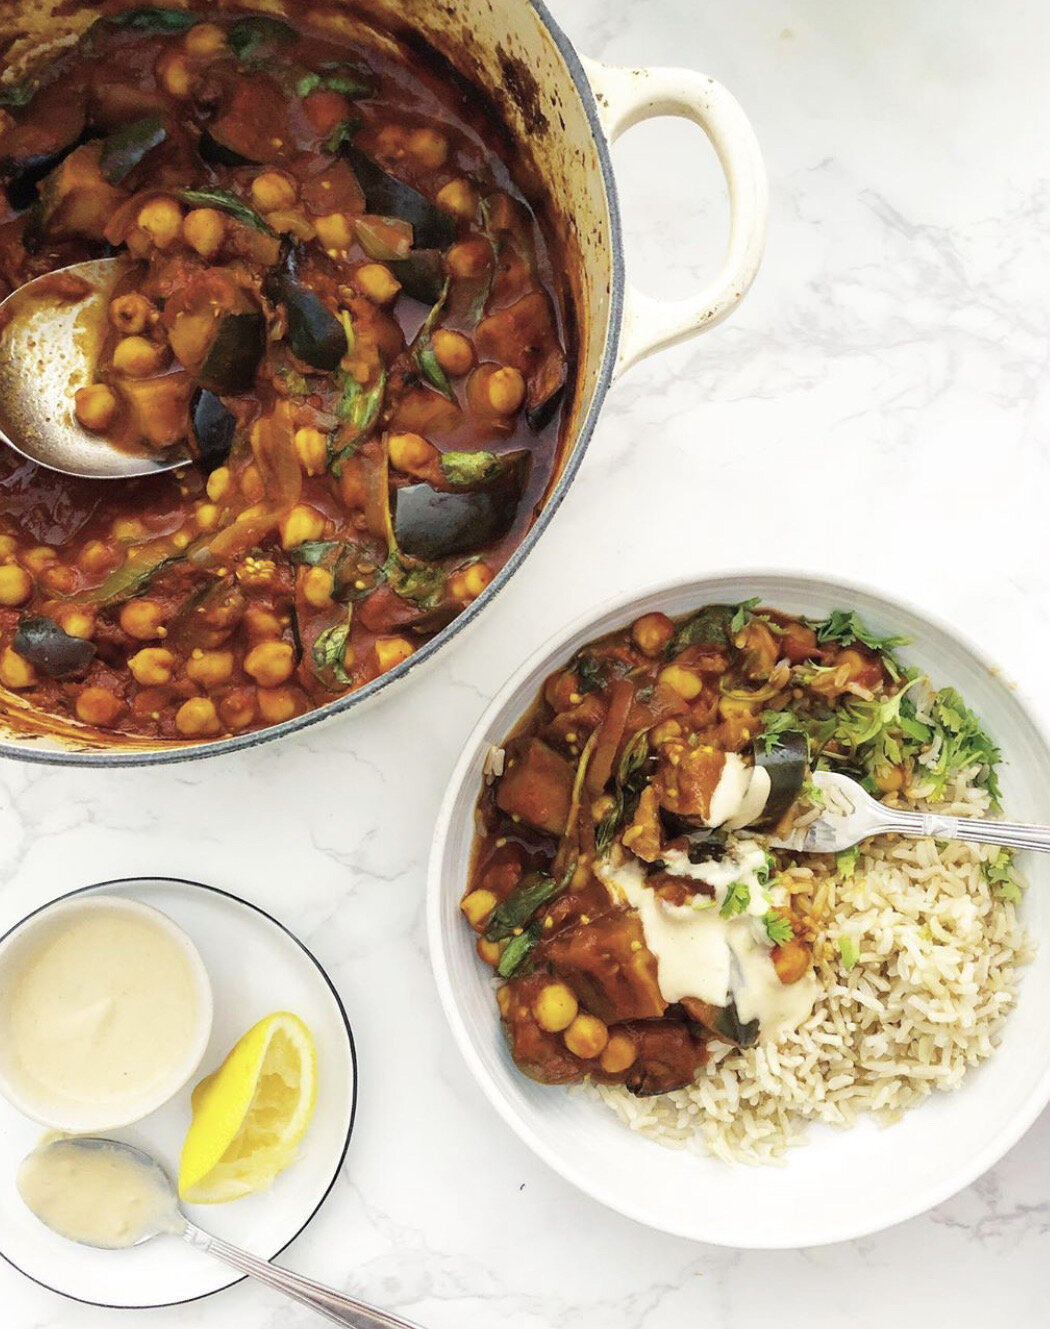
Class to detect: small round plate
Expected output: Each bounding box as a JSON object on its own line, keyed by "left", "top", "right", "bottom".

{"left": 0, "top": 877, "right": 357, "bottom": 1308}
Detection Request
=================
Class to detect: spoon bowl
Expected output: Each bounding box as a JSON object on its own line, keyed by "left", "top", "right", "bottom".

{"left": 0, "top": 258, "right": 192, "bottom": 479}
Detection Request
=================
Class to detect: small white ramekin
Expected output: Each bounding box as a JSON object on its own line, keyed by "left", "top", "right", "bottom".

{"left": 0, "top": 894, "right": 213, "bottom": 1132}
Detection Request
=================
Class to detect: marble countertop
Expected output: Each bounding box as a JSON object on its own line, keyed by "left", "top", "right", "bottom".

{"left": 4, "top": 0, "right": 1050, "bottom": 1324}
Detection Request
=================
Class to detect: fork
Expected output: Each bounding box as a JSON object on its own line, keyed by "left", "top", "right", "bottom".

{"left": 765, "top": 770, "right": 1050, "bottom": 855}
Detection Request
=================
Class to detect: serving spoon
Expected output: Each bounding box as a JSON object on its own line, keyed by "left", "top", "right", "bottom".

{"left": 0, "top": 257, "right": 192, "bottom": 479}
{"left": 767, "top": 770, "right": 1050, "bottom": 854}
{"left": 20, "top": 1137, "right": 425, "bottom": 1329}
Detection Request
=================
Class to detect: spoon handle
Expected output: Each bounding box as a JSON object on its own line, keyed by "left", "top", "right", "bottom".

{"left": 183, "top": 1222, "right": 425, "bottom": 1329}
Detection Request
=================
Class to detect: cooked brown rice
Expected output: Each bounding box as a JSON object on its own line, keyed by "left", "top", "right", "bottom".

{"left": 592, "top": 772, "right": 1033, "bottom": 1164}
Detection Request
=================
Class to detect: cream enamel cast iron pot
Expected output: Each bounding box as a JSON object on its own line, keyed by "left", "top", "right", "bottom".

{"left": 0, "top": 0, "right": 766, "bottom": 764}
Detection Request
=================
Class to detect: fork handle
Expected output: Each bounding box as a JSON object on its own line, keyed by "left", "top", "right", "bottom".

{"left": 182, "top": 1223, "right": 424, "bottom": 1329}
{"left": 877, "top": 808, "right": 1050, "bottom": 854}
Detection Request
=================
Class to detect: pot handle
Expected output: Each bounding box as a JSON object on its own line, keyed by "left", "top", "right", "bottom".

{"left": 580, "top": 57, "right": 768, "bottom": 378}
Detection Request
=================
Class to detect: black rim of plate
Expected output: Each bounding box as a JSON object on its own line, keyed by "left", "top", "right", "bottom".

{"left": 0, "top": 875, "right": 359, "bottom": 1310}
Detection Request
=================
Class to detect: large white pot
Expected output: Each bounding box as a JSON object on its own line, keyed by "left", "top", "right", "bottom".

{"left": 0, "top": 1, "right": 767, "bottom": 764}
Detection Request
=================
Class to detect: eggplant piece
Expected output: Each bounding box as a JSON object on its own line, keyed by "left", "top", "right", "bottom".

{"left": 99, "top": 115, "right": 165, "bottom": 184}
{"left": 388, "top": 250, "right": 445, "bottom": 305}
{"left": 343, "top": 146, "right": 455, "bottom": 251}
{"left": 683, "top": 998, "right": 760, "bottom": 1050}
{"left": 265, "top": 243, "right": 347, "bottom": 371}
{"left": 658, "top": 808, "right": 727, "bottom": 861}
{"left": 197, "top": 311, "right": 266, "bottom": 396}
{"left": 198, "top": 127, "right": 260, "bottom": 169}
{"left": 190, "top": 388, "right": 237, "bottom": 472}
{"left": 393, "top": 451, "right": 529, "bottom": 561}
{"left": 12, "top": 615, "right": 95, "bottom": 679}
{"left": 750, "top": 731, "right": 808, "bottom": 829}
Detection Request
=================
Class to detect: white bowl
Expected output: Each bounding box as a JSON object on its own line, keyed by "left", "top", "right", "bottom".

{"left": 427, "top": 571, "right": 1050, "bottom": 1248}
{"left": 0, "top": 895, "right": 213, "bottom": 1133}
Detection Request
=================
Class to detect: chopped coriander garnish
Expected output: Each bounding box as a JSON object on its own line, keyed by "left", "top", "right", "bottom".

{"left": 982, "top": 847, "right": 1023, "bottom": 904}
{"left": 764, "top": 911, "right": 794, "bottom": 945}
{"left": 757, "top": 709, "right": 802, "bottom": 755}
{"left": 836, "top": 844, "right": 861, "bottom": 879}
{"left": 720, "top": 880, "right": 751, "bottom": 918}
{"left": 838, "top": 935, "right": 860, "bottom": 971}
{"left": 729, "top": 596, "right": 762, "bottom": 635}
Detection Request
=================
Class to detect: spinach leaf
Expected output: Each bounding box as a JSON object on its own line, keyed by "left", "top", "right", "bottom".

{"left": 329, "top": 370, "right": 386, "bottom": 475}
{"left": 104, "top": 6, "right": 198, "bottom": 32}
{"left": 383, "top": 551, "right": 445, "bottom": 608}
{"left": 311, "top": 617, "right": 352, "bottom": 688}
{"left": 0, "top": 76, "right": 36, "bottom": 108}
{"left": 670, "top": 604, "right": 736, "bottom": 654}
{"left": 227, "top": 15, "right": 296, "bottom": 61}
{"left": 484, "top": 872, "right": 561, "bottom": 941}
{"left": 100, "top": 115, "right": 166, "bottom": 184}
{"left": 497, "top": 923, "right": 541, "bottom": 978}
{"left": 575, "top": 652, "right": 606, "bottom": 694}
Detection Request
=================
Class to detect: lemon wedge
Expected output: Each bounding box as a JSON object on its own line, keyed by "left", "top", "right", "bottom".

{"left": 178, "top": 1011, "right": 317, "bottom": 1205}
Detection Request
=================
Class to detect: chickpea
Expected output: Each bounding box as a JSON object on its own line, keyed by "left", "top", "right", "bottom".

{"left": 375, "top": 636, "right": 413, "bottom": 673}
{"left": 484, "top": 366, "right": 526, "bottom": 416}
{"left": 113, "top": 336, "right": 165, "bottom": 379}
{"left": 112, "top": 516, "right": 147, "bottom": 542}
{"left": 353, "top": 262, "right": 401, "bottom": 305}
{"left": 22, "top": 546, "right": 56, "bottom": 574}
{"left": 175, "top": 696, "right": 221, "bottom": 737}
{"left": 599, "top": 1032, "right": 638, "bottom": 1075}
{"left": 293, "top": 426, "right": 328, "bottom": 476}
{"left": 39, "top": 564, "right": 75, "bottom": 596}
{"left": 78, "top": 540, "right": 117, "bottom": 575}
{"left": 314, "top": 212, "right": 353, "bottom": 250}
{"left": 128, "top": 647, "right": 176, "bottom": 686}
{"left": 120, "top": 598, "right": 166, "bottom": 641}
{"left": 448, "top": 561, "right": 493, "bottom": 602}
{"left": 0, "top": 535, "right": 16, "bottom": 558}
{"left": 206, "top": 467, "right": 231, "bottom": 503}
{"left": 182, "top": 207, "right": 226, "bottom": 259}
{"left": 460, "top": 888, "right": 497, "bottom": 929}
{"left": 256, "top": 686, "right": 299, "bottom": 724}
{"left": 219, "top": 688, "right": 256, "bottom": 731}
{"left": 445, "top": 238, "right": 491, "bottom": 279}
{"left": 0, "top": 564, "right": 32, "bottom": 606}
{"left": 563, "top": 1013, "right": 609, "bottom": 1060}
{"left": 435, "top": 178, "right": 478, "bottom": 219}
{"left": 658, "top": 664, "right": 702, "bottom": 700}
{"left": 136, "top": 196, "right": 183, "bottom": 249}
{"left": 73, "top": 382, "right": 119, "bottom": 434}
{"left": 185, "top": 649, "right": 234, "bottom": 687}
{"left": 240, "top": 464, "right": 265, "bottom": 504}
{"left": 244, "top": 606, "right": 283, "bottom": 640}
{"left": 533, "top": 982, "right": 578, "bottom": 1033}
{"left": 431, "top": 328, "right": 474, "bottom": 377}
{"left": 0, "top": 646, "right": 36, "bottom": 690}
{"left": 772, "top": 939, "right": 811, "bottom": 985}
{"left": 279, "top": 504, "right": 326, "bottom": 549}
{"left": 495, "top": 984, "right": 512, "bottom": 1017}
{"left": 156, "top": 49, "right": 192, "bottom": 98}
{"left": 875, "top": 764, "right": 905, "bottom": 794}
{"left": 407, "top": 126, "right": 448, "bottom": 168}
{"left": 191, "top": 502, "right": 221, "bottom": 533}
{"left": 184, "top": 21, "right": 226, "bottom": 58}
{"left": 387, "top": 431, "right": 436, "bottom": 475}
{"left": 632, "top": 612, "right": 674, "bottom": 658}
{"left": 244, "top": 640, "right": 296, "bottom": 688}
{"left": 476, "top": 937, "right": 501, "bottom": 967}
{"left": 251, "top": 171, "right": 298, "bottom": 213}
{"left": 302, "top": 566, "right": 334, "bottom": 609}
{"left": 75, "top": 687, "right": 123, "bottom": 728}
{"left": 54, "top": 607, "right": 95, "bottom": 640}
{"left": 109, "top": 293, "right": 154, "bottom": 336}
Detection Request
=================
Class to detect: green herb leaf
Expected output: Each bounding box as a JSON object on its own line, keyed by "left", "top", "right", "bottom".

{"left": 982, "top": 847, "right": 1023, "bottom": 904}
{"left": 757, "top": 709, "right": 802, "bottom": 755}
{"left": 311, "top": 617, "right": 352, "bottom": 688}
{"left": 0, "top": 76, "right": 36, "bottom": 108}
{"left": 322, "top": 119, "right": 359, "bottom": 154}
{"left": 836, "top": 844, "right": 861, "bottom": 879}
{"left": 764, "top": 912, "right": 794, "bottom": 945}
{"left": 105, "top": 6, "right": 197, "bottom": 32}
{"left": 730, "top": 596, "right": 762, "bottom": 635}
{"left": 178, "top": 188, "right": 273, "bottom": 235}
{"left": 440, "top": 450, "right": 501, "bottom": 487}
{"left": 296, "top": 67, "right": 374, "bottom": 99}
{"left": 497, "top": 923, "right": 540, "bottom": 978}
{"left": 670, "top": 604, "right": 735, "bottom": 654}
{"left": 100, "top": 115, "right": 166, "bottom": 185}
{"left": 485, "top": 872, "right": 562, "bottom": 940}
{"left": 227, "top": 15, "right": 297, "bottom": 61}
{"left": 415, "top": 341, "right": 454, "bottom": 399}
{"left": 720, "top": 880, "right": 751, "bottom": 918}
{"left": 838, "top": 934, "right": 860, "bottom": 971}
{"left": 813, "top": 610, "right": 909, "bottom": 678}
{"left": 289, "top": 541, "right": 341, "bottom": 567}
{"left": 575, "top": 653, "right": 606, "bottom": 694}
{"left": 383, "top": 551, "right": 445, "bottom": 608}
{"left": 329, "top": 370, "right": 387, "bottom": 475}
